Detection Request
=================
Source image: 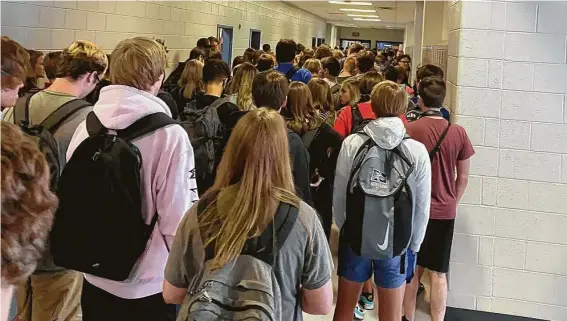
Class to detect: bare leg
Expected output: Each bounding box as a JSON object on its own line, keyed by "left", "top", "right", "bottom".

{"left": 362, "top": 280, "right": 373, "bottom": 294}
{"left": 429, "top": 271, "right": 448, "bottom": 321}
{"left": 403, "top": 266, "right": 424, "bottom": 321}
{"left": 377, "top": 284, "right": 406, "bottom": 321}
{"left": 333, "top": 277, "right": 364, "bottom": 321}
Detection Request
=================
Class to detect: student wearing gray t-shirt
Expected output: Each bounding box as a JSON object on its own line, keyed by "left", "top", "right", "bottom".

{"left": 163, "top": 108, "right": 334, "bottom": 320}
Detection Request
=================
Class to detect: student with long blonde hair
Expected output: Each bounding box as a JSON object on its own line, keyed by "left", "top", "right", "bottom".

{"left": 308, "top": 78, "right": 335, "bottom": 125}
{"left": 172, "top": 59, "right": 204, "bottom": 110}
{"left": 284, "top": 82, "right": 343, "bottom": 240}
{"left": 163, "top": 108, "right": 334, "bottom": 320}
{"left": 225, "top": 62, "right": 257, "bottom": 111}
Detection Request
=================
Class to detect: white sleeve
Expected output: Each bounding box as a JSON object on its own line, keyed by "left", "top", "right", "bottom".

{"left": 332, "top": 136, "right": 359, "bottom": 229}
{"left": 409, "top": 143, "right": 431, "bottom": 252}
{"left": 155, "top": 133, "right": 199, "bottom": 249}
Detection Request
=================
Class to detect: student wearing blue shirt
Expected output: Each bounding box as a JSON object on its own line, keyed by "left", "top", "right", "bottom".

{"left": 274, "top": 39, "right": 313, "bottom": 84}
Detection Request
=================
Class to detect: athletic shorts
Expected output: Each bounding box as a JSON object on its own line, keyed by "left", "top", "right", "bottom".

{"left": 338, "top": 244, "right": 417, "bottom": 289}
{"left": 416, "top": 219, "right": 455, "bottom": 273}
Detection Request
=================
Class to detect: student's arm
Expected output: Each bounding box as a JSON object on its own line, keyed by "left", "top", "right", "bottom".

{"left": 456, "top": 128, "right": 475, "bottom": 203}
{"left": 300, "top": 206, "right": 334, "bottom": 315}
{"left": 456, "top": 158, "right": 471, "bottom": 203}
{"left": 409, "top": 142, "right": 431, "bottom": 253}
{"left": 163, "top": 206, "right": 202, "bottom": 304}
{"left": 302, "top": 280, "right": 334, "bottom": 315}
{"left": 156, "top": 131, "right": 199, "bottom": 249}
{"left": 163, "top": 280, "right": 187, "bottom": 305}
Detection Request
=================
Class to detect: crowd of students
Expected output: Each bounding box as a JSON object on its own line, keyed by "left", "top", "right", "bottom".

{"left": 1, "top": 34, "right": 473, "bottom": 321}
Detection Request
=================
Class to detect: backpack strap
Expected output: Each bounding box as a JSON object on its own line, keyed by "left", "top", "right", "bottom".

{"left": 40, "top": 99, "right": 92, "bottom": 133}
{"left": 273, "top": 202, "right": 299, "bottom": 253}
{"left": 118, "top": 113, "right": 179, "bottom": 141}
{"left": 429, "top": 122, "right": 451, "bottom": 162}
{"left": 350, "top": 103, "right": 365, "bottom": 135}
{"left": 346, "top": 134, "right": 375, "bottom": 191}
{"left": 301, "top": 127, "right": 320, "bottom": 150}
{"left": 13, "top": 93, "right": 34, "bottom": 125}
{"left": 285, "top": 66, "right": 299, "bottom": 81}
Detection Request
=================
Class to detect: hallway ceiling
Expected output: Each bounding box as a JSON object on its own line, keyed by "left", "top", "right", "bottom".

{"left": 289, "top": 1, "right": 415, "bottom": 29}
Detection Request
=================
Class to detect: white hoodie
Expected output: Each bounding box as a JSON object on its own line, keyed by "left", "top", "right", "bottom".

{"left": 333, "top": 117, "right": 431, "bottom": 252}
{"left": 66, "top": 85, "right": 199, "bottom": 299}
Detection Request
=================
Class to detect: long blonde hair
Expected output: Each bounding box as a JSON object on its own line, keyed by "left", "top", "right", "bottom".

{"left": 199, "top": 108, "right": 300, "bottom": 269}
{"left": 226, "top": 62, "right": 257, "bottom": 111}
{"left": 285, "top": 82, "right": 323, "bottom": 135}
{"left": 178, "top": 59, "right": 204, "bottom": 100}
{"left": 308, "top": 78, "right": 336, "bottom": 125}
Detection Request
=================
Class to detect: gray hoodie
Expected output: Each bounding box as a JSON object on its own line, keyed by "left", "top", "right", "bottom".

{"left": 333, "top": 117, "right": 431, "bottom": 252}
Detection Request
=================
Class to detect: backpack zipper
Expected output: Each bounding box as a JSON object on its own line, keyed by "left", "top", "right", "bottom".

{"left": 188, "top": 291, "right": 274, "bottom": 321}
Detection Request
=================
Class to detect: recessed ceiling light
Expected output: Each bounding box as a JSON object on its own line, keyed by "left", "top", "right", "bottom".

{"left": 329, "top": 1, "right": 373, "bottom": 5}
{"left": 346, "top": 14, "right": 380, "bottom": 18}
{"left": 352, "top": 18, "right": 382, "bottom": 21}
{"left": 339, "top": 8, "right": 376, "bottom": 12}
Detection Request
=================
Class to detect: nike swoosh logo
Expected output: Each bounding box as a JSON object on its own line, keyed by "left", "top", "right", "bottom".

{"left": 377, "top": 224, "right": 389, "bottom": 251}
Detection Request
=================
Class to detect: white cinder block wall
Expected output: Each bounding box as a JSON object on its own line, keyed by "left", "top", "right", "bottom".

{"left": 447, "top": 1, "right": 567, "bottom": 320}
{"left": 0, "top": 0, "right": 327, "bottom": 69}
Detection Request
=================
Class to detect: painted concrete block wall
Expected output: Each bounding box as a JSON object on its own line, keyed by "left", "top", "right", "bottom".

{"left": 447, "top": 1, "right": 567, "bottom": 320}
{"left": 0, "top": 0, "right": 326, "bottom": 68}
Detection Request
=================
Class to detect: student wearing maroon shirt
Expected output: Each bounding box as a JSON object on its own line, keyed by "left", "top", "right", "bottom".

{"left": 403, "top": 77, "right": 474, "bottom": 321}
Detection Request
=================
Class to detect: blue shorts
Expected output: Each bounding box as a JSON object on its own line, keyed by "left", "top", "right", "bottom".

{"left": 338, "top": 244, "right": 417, "bottom": 289}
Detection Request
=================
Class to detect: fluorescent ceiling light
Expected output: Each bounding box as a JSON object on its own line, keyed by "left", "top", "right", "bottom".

{"left": 339, "top": 8, "right": 376, "bottom": 12}
{"left": 352, "top": 18, "right": 382, "bottom": 21}
{"left": 347, "top": 14, "right": 380, "bottom": 18}
{"left": 329, "top": 1, "right": 373, "bottom": 5}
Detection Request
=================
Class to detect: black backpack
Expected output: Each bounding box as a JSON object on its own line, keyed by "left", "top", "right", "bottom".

{"left": 14, "top": 93, "right": 91, "bottom": 191}
{"left": 180, "top": 98, "right": 228, "bottom": 195}
{"left": 350, "top": 103, "right": 373, "bottom": 135}
{"left": 51, "top": 112, "right": 179, "bottom": 281}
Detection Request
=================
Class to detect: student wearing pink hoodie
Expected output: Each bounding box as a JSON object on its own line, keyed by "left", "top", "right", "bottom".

{"left": 66, "top": 37, "right": 198, "bottom": 321}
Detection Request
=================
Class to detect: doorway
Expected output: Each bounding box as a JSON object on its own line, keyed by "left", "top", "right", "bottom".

{"left": 250, "top": 29, "right": 261, "bottom": 50}
{"left": 217, "top": 25, "right": 233, "bottom": 67}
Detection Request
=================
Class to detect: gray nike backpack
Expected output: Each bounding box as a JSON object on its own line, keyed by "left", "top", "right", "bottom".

{"left": 177, "top": 200, "right": 299, "bottom": 321}
{"left": 343, "top": 133, "right": 415, "bottom": 263}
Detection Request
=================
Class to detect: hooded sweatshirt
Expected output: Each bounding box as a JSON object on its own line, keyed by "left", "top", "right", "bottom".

{"left": 333, "top": 117, "right": 431, "bottom": 253}
{"left": 66, "top": 85, "right": 199, "bottom": 299}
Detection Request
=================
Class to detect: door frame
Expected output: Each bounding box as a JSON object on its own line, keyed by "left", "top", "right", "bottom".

{"left": 217, "top": 24, "right": 234, "bottom": 66}
{"left": 249, "top": 29, "right": 262, "bottom": 50}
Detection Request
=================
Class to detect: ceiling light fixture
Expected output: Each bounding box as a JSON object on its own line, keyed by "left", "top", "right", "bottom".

{"left": 346, "top": 14, "right": 380, "bottom": 18}
{"left": 329, "top": 1, "right": 373, "bottom": 5}
{"left": 339, "top": 8, "right": 376, "bottom": 12}
{"left": 352, "top": 18, "right": 382, "bottom": 21}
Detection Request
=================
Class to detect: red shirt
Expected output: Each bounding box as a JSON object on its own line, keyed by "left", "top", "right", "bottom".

{"left": 406, "top": 117, "right": 475, "bottom": 220}
{"left": 334, "top": 102, "right": 408, "bottom": 137}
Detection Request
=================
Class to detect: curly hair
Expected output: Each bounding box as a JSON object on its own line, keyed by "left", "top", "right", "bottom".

{"left": 1, "top": 123, "right": 57, "bottom": 285}
{"left": 1, "top": 36, "right": 30, "bottom": 89}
